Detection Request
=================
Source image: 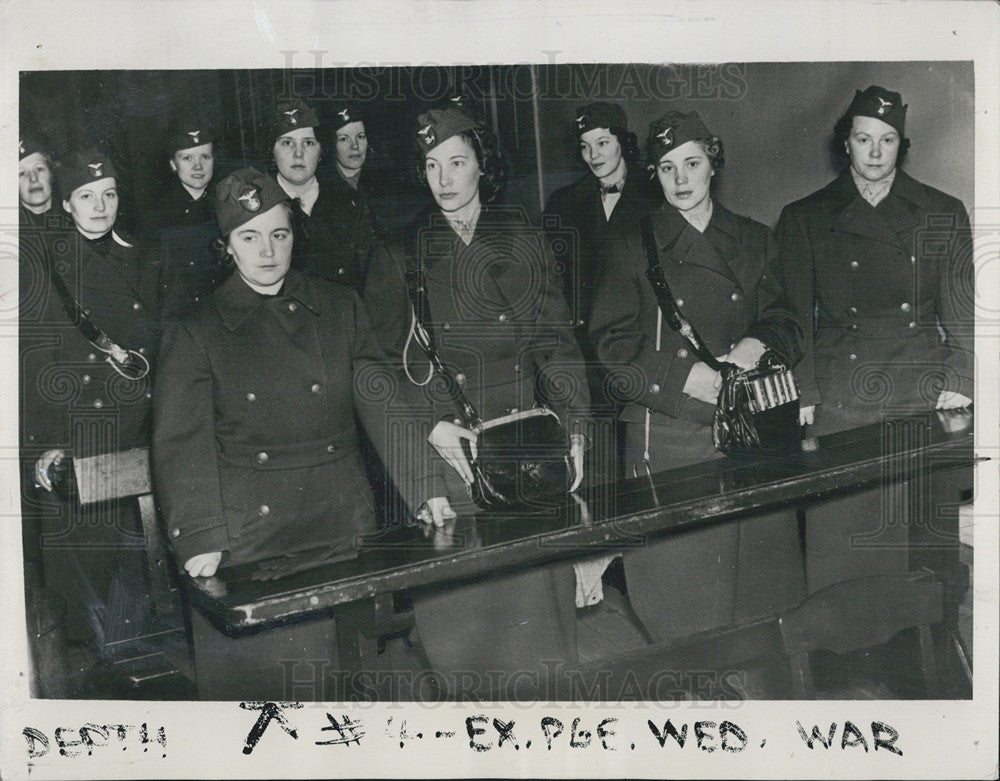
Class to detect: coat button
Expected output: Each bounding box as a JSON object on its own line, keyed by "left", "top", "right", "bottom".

{"left": 454, "top": 373, "right": 466, "bottom": 386}
{"left": 499, "top": 313, "right": 508, "bottom": 322}
{"left": 514, "top": 364, "right": 522, "bottom": 372}
{"left": 258, "top": 505, "right": 270, "bottom": 516}
{"left": 442, "top": 322, "right": 451, "bottom": 331}
{"left": 288, "top": 302, "right": 298, "bottom": 312}
{"left": 327, "top": 444, "right": 337, "bottom": 453}
{"left": 849, "top": 353, "right": 858, "bottom": 361}
{"left": 311, "top": 383, "right": 322, "bottom": 394}
{"left": 170, "top": 528, "right": 180, "bottom": 539}
{"left": 850, "top": 261, "right": 859, "bottom": 269}
{"left": 145, "top": 392, "right": 152, "bottom": 400}
{"left": 677, "top": 348, "right": 688, "bottom": 358}
{"left": 911, "top": 255, "right": 916, "bottom": 264}
{"left": 246, "top": 392, "right": 256, "bottom": 402}
{"left": 851, "top": 324, "right": 858, "bottom": 331}
{"left": 132, "top": 301, "right": 142, "bottom": 311}
{"left": 849, "top": 306, "right": 858, "bottom": 315}
{"left": 88, "top": 353, "right": 97, "bottom": 362}
{"left": 650, "top": 384, "right": 661, "bottom": 394}
{"left": 93, "top": 399, "right": 103, "bottom": 409}
{"left": 337, "top": 267, "right": 345, "bottom": 276}
{"left": 139, "top": 347, "right": 147, "bottom": 355}
{"left": 257, "top": 452, "right": 269, "bottom": 464}
{"left": 900, "top": 302, "right": 911, "bottom": 312}
{"left": 731, "top": 291, "right": 741, "bottom": 302}
{"left": 676, "top": 298, "right": 684, "bottom": 307}
{"left": 82, "top": 374, "right": 91, "bottom": 384}
{"left": 908, "top": 321, "right": 917, "bottom": 329}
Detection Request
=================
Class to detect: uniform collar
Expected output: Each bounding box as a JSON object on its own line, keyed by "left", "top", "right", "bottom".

{"left": 649, "top": 199, "right": 740, "bottom": 248}
{"left": 215, "top": 267, "right": 319, "bottom": 331}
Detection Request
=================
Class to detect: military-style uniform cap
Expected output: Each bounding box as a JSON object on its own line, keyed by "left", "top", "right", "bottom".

{"left": 331, "top": 101, "right": 364, "bottom": 131}
{"left": 414, "top": 107, "right": 478, "bottom": 152}
{"left": 212, "top": 166, "right": 289, "bottom": 236}
{"left": 647, "top": 110, "right": 714, "bottom": 163}
{"left": 846, "top": 85, "right": 907, "bottom": 137}
{"left": 269, "top": 99, "right": 321, "bottom": 143}
{"left": 59, "top": 149, "right": 118, "bottom": 197}
{"left": 19, "top": 137, "right": 47, "bottom": 161}
{"left": 574, "top": 102, "right": 628, "bottom": 136}
{"left": 167, "top": 121, "right": 215, "bottom": 154}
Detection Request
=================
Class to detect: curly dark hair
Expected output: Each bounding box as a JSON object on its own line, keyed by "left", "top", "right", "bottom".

{"left": 831, "top": 110, "right": 910, "bottom": 162}
{"left": 646, "top": 135, "right": 725, "bottom": 174}
{"left": 577, "top": 125, "right": 641, "bottom": 167}
{"left": 416, "top": 126, "right": 508, "bottom": 204}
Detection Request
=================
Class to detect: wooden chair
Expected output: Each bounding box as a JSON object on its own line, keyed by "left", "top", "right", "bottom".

{"left": 777, "top": 571, "right": 942, "bottom": 698}
{"left": 74, "top": 448, "right": 193, "bottom": 689}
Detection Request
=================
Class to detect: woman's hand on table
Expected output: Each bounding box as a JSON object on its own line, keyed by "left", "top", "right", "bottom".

{"left": 936, "top": 391, "right": 972, "bottom": 410}
{"left": 428, "top": 420, "right": 477, "bottom": 485}
{"left": 184, "top": 551, "right": 222, "bottom": 578}
{"left": 416, "top": 496, "right": 457, "bottom": 528}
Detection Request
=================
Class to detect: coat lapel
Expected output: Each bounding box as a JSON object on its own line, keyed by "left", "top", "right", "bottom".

{"left": 827, "top": 168, "right": 908, "bottom": 251}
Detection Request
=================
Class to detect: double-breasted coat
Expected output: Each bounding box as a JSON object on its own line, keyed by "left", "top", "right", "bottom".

{"left": 140, "top": 177, "right": 228, "bottom": 323}
{"left": 775, "top": 168, "right": 974, "bottom": 594}
{"left": 363, "top": 203, "right": 588, "bottom": 697}
{"left": 19, "top": 221, "right": 160, "bottom": 641}
{"left": 290, "top": 172, "right": 380, "bottom": 291}
{"left": 152, "top": 268, "right": 428, "bottom": 570}
{"left": 590, "top": 201, "right": 805, "bottom": 643}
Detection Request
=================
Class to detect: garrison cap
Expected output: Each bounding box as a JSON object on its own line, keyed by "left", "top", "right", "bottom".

{"left": 59, "top": 149, "right": 118, "bottom": 197}
{"left": 647, "top": 110, "right": 714, "bottom": 163}
{"left": 845, "top": 85, "right": 907, "bottom": 137}
{"left": 331, "top": 101, "right": 364, "bottom": 131}
{"left": 414, "top": 107, "right": 478, "bottom": 152}
{"left": 574, "top": 102, "right": 628, "bottom": 136}
{"left": 268, "top": 99, "right": 321, "bottom": 144}
{"left": 212, "top": 166, "right": 289, "bottom": 236}
{"left": 19, "top": 137, "right": 48, "bottom": 161}
{"left": 167, "top": 120, "right": 215, "bottom": 155}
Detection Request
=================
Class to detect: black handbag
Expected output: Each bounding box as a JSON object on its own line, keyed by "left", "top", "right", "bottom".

{"left": 639, "top": 215, "right": 800, "bottom": 454}
{"left": 402, "top": 228, "right": 575, "bottom": 509}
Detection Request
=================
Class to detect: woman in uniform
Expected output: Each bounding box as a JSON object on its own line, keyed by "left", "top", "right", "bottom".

{"left": 589, "top": 110, "right": 805, "bottom": 643}
{"left": 775, "top": 85, "right": 973, "bottom": 595}
{"left": 141, "top": 119, "right": 227, "bottom": 322}
{"left": 152, "top": 167, "right": 448, "bottom": 699}
{"left": 18, "top": 136, "right": 57, "bottom": 226}
{"left": 24, "top": 149, "right": 159, "bottom": 649}
{"left": 542, "top": 102, "right": 660, "bottom": 484}
{"left": 268, "top": 98, "right": 378, "bottom": 291}
{"left": 364, "top": 106, "right": 589, "bottom": 699}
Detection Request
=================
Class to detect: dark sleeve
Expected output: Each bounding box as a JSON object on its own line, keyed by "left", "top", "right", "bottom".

{"left": 349, "top": 292, "right": 446, "bottom": 509}
{"left": 361, "top": 238, "right": 412, "bottom": 361}
{"left": 151, "top": 319, "right": 229, "bottom": 566}
{"left": 742, "top": 226, "right": 804, "bottom": 366}
{"left": 774, "top": 205, "right": 821, "bottom": 407}
{"left": 589, "top": 233, "right": 700, "bottom": 418}
{"left": 522, "top": 230, "right": 592, "bottom": 435}
{"left": 937, "top": 201, "right": 974, "bottom": 399}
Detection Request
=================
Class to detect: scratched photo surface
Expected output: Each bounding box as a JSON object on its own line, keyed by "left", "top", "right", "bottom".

{"left": 3, "top": 4, "right": 998, "bottom": 778}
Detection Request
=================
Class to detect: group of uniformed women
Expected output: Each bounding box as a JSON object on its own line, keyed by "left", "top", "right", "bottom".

{"left": 19, "top": 81, "right": 972, "bottom": 699}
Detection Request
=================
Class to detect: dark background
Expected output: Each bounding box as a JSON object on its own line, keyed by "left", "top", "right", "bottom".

{"left": 20, "top": 61, "right": 974, "bottom": 233}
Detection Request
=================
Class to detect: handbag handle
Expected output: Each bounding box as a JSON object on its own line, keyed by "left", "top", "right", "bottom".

{"left": 639, "top": 214, "right": 732, "bottom": 375}
{"left": 402, "top": 226, "right": 483, "bottom": 428}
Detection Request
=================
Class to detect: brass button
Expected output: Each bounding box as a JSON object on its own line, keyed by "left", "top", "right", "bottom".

{"left": 454, "top": 373, "right": 466, "bottom": 386}
{"left": 258, "top": 505, "right": 270, "bottom": 516}
{"left": 288, "top": 302, "right": 298, "bottom": 312}
{"left": 132, "top": 301, "right": 142, "bottom": 311}
{"left": 730, "top": 291, "right": 741, "bottom": 302}
{"left": 327, "top": 444, "right": 337, "bottom": 453}
{"left": 850, "top": 261, "right": 859, "bottom": 269}
{"left": 82, "top": 374, "right": 91, "bottom": 384}
{"left": 256, "top": 451, "right": 269, "bottom": 464}
{"left": 337, "top": 267, "right": 345, "bottom": 276}
{"left": 650, "top": 384, "right": 661, "bottom": 394}
{"left": 311, "top": 383, "right": 322, "bottom": 394}
{"left": 677, "top": 348, "right": 688, "bottom": 358}
{"left": 908, "top": 321, "right": 917, "bottom": 329}
{"left": 246, "top": 392, "right": 256, "bottom": 402}
{"left": 93, "top": 399, "right": 103, "bottom": 409}
{"left": 900, "top": 302, "right": 911, "bottom": 312}
{"left": 170, "top": 528, "right": 180, "bottom": 539}
{"left": 849, "top": 306, "right": 858, "bottom": 315}
{"left": 499, "top": 313, "right": 508, "bottom": 323}
{"left": 849, "top": 354, "right": 857, "bottom": 361}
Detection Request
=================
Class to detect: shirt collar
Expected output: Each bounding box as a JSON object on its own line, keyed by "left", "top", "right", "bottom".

{"left": 277, "top": 173, "right": 321, "bottom": 215}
